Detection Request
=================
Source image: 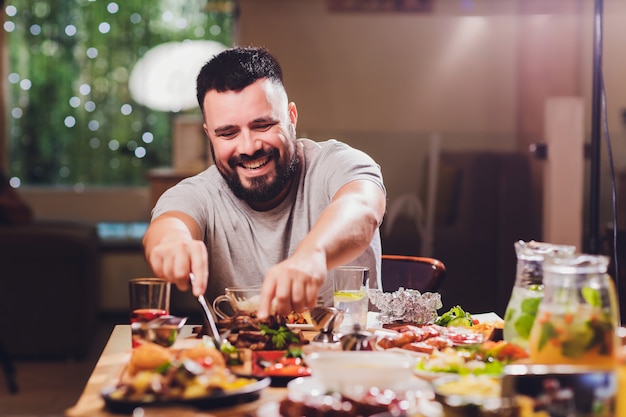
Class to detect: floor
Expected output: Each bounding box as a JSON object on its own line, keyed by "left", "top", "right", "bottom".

{"left": 0, "top": 315, "right": 121, "bottom": 417}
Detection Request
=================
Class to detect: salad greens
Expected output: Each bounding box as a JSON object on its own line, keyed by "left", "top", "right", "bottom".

{"left": 435, "top": 305, "right": 475, "bottom": 327}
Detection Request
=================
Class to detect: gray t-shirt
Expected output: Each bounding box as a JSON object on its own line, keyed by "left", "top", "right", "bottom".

{"left": 152, "top": 138, "right": 385, "bottom": 304}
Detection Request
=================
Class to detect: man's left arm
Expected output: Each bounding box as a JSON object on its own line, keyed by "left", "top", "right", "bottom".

{"left": 257, "top": 179, "right": 386, "bottom": 317}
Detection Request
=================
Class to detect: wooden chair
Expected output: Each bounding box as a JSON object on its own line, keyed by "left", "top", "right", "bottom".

{"left": 381, "top": 254, "right": 446, "bottom": 293}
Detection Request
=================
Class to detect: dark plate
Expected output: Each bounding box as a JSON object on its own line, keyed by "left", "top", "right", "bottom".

{"left": 265, "top": 372, "right": 308, "bottom": 387}
{"left": 251, "top": 350, "right": 311, "bottom": 387}
{"left": 101, "top": 375, "right": 270, "bottom": 413}
{"left": 249, "top": 368, "right": 311, "bottom": 387}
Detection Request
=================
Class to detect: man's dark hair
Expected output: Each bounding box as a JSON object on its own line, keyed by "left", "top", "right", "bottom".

{"left": 196, "top": 46, "right": 284, "bottom": 113}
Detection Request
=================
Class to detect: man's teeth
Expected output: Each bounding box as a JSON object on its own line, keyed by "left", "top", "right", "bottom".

{"left": 242, "top": 157, "right": 269, "bottom": 169}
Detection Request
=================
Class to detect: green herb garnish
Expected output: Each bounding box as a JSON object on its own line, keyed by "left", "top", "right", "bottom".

{"left": 582, "top": 287, "right": 602, "bottom": 307}
{"left": 259, "top": 324, "right": 300, "bottom": 349}
{"left": 219, "top": 340, "right": 237, "bottom": 355}
{"left": 514, "top": 313, "right": 536, "bottom": 339}
{"left": 286, "top": 346, "right": 304, "bottom": 358}
{"left": 537, "top": 321, "right": 558, "bottom": 351}
{"left": 155, "top": 361, "right": 171, "bottom": 374}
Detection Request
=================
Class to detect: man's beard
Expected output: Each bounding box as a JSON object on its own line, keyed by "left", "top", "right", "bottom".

{"left": 215, "top": 146, "right": 300, "bottom": 204}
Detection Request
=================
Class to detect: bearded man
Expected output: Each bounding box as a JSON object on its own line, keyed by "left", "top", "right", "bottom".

{"left": 143, "top": 46, "right": 386, "bottom": 318}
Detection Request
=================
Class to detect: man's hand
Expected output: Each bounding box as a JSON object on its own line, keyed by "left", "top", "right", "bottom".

{"left": 143, "top": 212, "right": 208, "bottom": 297}
{"left": 257, "top": 179, "right": 385, "bottom": 319}
{"left": 257, "top": 249, "right": 327, "bottom": 318}
{"left": 147, "top": 239, "right": 208, "bottom": 296}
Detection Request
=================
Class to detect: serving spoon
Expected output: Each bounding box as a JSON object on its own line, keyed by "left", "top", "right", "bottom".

{"left": 189, "top": 273, "right": 224, "bottom": 347}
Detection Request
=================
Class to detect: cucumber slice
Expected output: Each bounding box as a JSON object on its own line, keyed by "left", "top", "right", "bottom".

{"left": 448, "top": 317, "right": 473, "bottom": 327}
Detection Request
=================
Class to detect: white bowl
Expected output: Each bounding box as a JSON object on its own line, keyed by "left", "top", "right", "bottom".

{"left": 304, "top": 350, "right": 416, "bottom": 392}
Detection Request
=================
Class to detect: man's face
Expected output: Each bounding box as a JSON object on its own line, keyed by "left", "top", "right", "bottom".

{"left": 202, "top": 79, "right": 299, "bottom": 208}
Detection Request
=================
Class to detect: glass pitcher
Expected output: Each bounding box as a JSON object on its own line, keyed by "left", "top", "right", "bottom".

{"left": 503, "top": 240, "right": 576, "bottom": 350}
{"left": 528, "top": 254, "right": 619, "bottom": 366}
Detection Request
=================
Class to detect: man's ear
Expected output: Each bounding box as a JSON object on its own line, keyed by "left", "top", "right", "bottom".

{"left": 288, "top": 102, "right": 298, "bottom": 127}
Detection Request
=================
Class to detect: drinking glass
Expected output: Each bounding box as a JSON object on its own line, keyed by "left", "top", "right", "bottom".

{"left": 528, "top": 254, "right": 619, "bottom": 366}
{"left": 332, "top": 266, "right": 369, "bottom": 334}
{"left": 129, "top": 277, "right": 171, "bottom": 347}
{"left": 212, "top": 285, "right": 263, "bottom": 319}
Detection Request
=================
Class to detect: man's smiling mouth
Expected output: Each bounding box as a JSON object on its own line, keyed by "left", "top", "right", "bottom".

{"left": 241, "top": 155, "right": 271, "bottom": 170}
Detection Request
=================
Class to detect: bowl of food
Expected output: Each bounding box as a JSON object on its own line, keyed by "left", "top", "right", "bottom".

{"left": 432, "top": 374, "right": 523, "bottom": 417}
{"left": 130, "top": 315, "right": 188, "bottom": 347}
{"left": 304, "top": 350, "right": 415, "bottom": 392}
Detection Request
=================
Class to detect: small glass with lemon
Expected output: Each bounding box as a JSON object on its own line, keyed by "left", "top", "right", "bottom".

{"left": 332, "top": 266, "right": 370, "bottom": 334}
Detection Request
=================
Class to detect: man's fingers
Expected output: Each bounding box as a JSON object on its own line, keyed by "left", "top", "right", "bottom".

{"left": 290, "top": 279, "right": 307, "bottom": 313}
{"left": 190, "top": 243, "right": 208, "bottom": 297}
{"left": 257, "top": 279, "right": 277, "bottom": 319}
{"left": 272, "top": 278, "right": 295, "bottom": 316}
{"left": 305, "top": 283, "right": 319, "bottom": 308}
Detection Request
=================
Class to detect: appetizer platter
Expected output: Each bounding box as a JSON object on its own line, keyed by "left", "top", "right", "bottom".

{"left": 373, "top": 305, "right": 526, "bottom": 380}
{"left": 101, "top": 341, "right": 270, "bottom": 412}
{"left": 213, "top": 312, "right": 312, "bottom": 386}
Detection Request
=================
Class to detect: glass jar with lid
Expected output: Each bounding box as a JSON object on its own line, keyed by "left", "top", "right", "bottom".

{"left": 528, "top": 254, "right": 619, "bottom": 366}
{"left": 503, "top": 240, "right": 576, "bottom": 350}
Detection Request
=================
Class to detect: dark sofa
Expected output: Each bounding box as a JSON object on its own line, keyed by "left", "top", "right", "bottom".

{"left": 0, "top": 220, "right": 100, "bottom": 359}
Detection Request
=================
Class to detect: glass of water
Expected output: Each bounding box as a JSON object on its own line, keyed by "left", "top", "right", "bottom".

{"left": 332, "top": 266, "right": 369, "bottom": 334}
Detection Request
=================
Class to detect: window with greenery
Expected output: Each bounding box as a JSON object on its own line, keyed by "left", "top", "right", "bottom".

{"left": 4, "top": 0, "right": 234, "bottom": 187}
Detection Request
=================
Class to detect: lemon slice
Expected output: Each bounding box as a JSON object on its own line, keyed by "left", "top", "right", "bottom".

{"left": 334, "top": 291, "right": 365, "bottom": 302}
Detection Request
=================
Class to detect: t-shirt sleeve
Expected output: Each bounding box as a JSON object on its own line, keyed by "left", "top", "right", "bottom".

{"left": 321, "top": 140, "right": 386, "bottom": 199}
{"left": 150, "top": 173, "right": 212, "bottom": 234}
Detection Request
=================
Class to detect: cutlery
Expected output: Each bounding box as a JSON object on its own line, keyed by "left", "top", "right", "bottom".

{"left": 189, "top": 273, "right": 223, "bottom": 347}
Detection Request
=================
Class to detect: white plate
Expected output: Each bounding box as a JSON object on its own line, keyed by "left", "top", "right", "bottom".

{"left": 256, "top": 401, "right": 280, "bottom": 417}
{"left": 414, "top": 369, "right": 457, "bottom": 382}
{"left": 471, "top": 312, "right": 504, "bottom": 325}
{"left": 286, "top": 323, "right": 315, "bottom": 331}
{"left": 287, "top": 375, "right": 432, "bottom": 398}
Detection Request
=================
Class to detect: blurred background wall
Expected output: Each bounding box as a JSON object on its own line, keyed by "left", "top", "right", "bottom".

{"left": 14, "top": 0, "right": 626, "bottom": 314}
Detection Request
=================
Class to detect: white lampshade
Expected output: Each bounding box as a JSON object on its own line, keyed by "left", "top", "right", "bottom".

{"left": 128, "top": 40, "right": 227, "bottom": 112}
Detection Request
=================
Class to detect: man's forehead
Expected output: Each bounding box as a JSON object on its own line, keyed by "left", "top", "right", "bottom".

{"left": 203, "top": 80, "right": 286, "bottom": 128}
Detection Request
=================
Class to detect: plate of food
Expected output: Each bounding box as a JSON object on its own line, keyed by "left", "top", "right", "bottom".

{"left": 285, "top": 310, "right": 315, "bottom": 331}
{"left": 251, "top": 348, "right": 311, "bottom": 387}
{"left": 101, "top": 341, "right": 270, "bottom": 412}
{"left": 413, "top": 340, "right": 529, "bottom": 381}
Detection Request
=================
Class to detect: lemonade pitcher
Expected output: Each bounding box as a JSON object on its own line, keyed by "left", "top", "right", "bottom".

{"left": 503, "top": 241, "right": 575, "bottom": 350}
{"left": 528, "top": 254, "right": 619, "bottom": 366}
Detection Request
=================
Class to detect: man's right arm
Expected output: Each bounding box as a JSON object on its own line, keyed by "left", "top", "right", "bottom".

{"left": 142, "top": 211, "right": 208, "bottom": 296}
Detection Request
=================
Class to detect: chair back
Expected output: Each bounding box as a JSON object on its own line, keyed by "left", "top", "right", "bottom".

{"left": 381, "top": 254, "right": 446, "bottom": 293}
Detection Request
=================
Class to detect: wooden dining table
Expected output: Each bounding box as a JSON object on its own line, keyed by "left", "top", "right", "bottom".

{"left": 64, "top": 324, "right": 291, "bottom": 417}
{"left": 65, "top": 314, "right": 504, "bottom": 417}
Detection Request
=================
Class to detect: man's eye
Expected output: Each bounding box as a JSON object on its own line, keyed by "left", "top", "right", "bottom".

{"left": 253, "top": 122, "right": 276, "bottom": 131}
{"left": 219, "top": 131, "right": 237, "bottom": 139}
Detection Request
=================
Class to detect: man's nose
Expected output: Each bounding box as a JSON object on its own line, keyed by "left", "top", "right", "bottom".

{"left": 238, "top": 129, "right": 260, "bottom": 155}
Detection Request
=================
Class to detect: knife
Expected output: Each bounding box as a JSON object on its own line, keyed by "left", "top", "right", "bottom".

{"left": 189, "top": 272, "right": 223, "bottom": 347}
